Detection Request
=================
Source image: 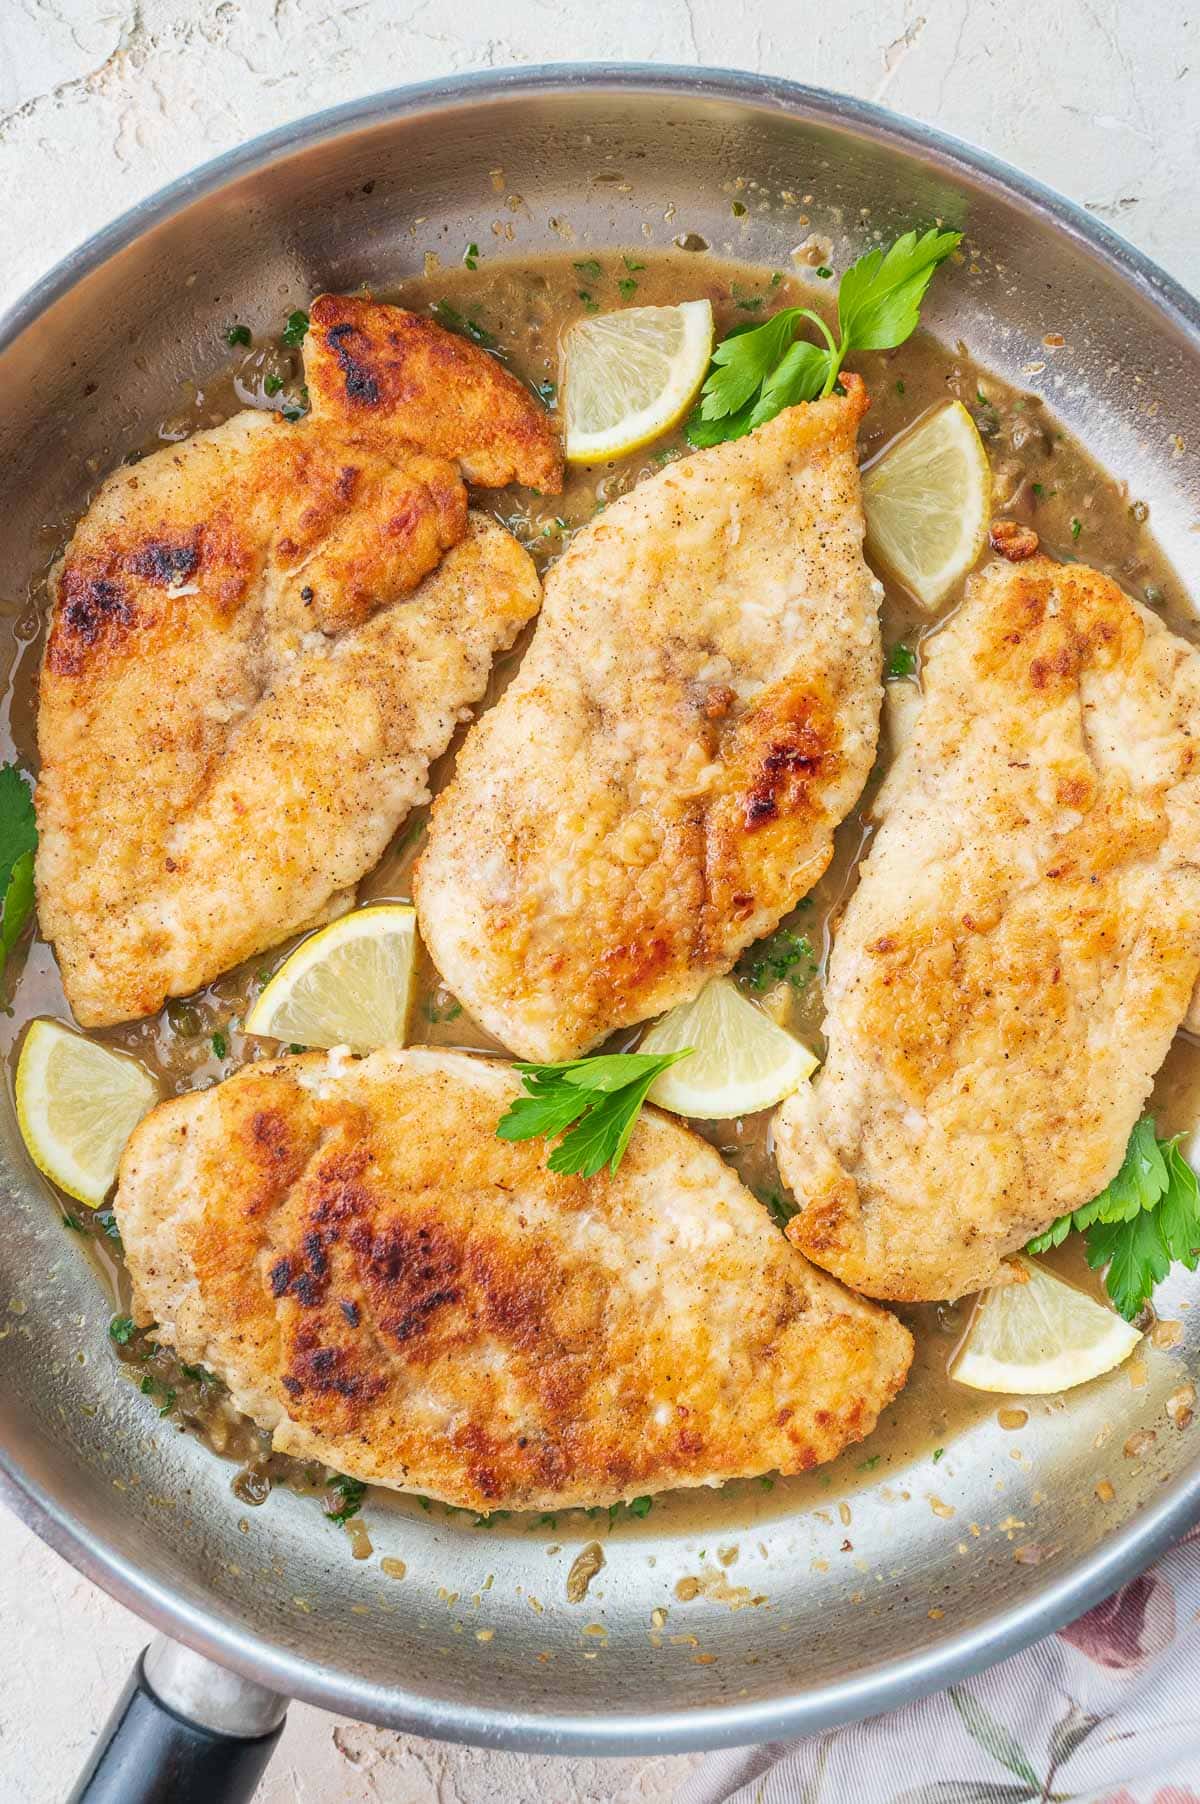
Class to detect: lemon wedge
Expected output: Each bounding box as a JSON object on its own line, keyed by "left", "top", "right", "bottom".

{"left": 862, "top": 400, "right": 992, "bottom": 609}
{"left": 16, "top": 1019, "right": 158, "bottom": 1206}
{"left": 953, "top": 1256, "right": 1141, "bottom": 1395}
{"left": 639, "top": 976, "right": 817, "bottom": 1119}
{"left": 561, "top": 300, "right": 714, "bottom": 463}
{"left": 246, "top": 904, "right": 418, "bottom": 1052}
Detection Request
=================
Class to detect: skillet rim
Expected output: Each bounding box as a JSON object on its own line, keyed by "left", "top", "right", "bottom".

{"left": 2, "top": 62, "right": 1199, "bottom": 1754}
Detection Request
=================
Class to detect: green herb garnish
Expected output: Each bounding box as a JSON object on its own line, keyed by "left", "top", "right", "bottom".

{"left": 281, "top": 309, "right": 309, "bottom": 348}
{"left": 687, "top": 226, "right": 961, "bottom": 448}
{"left": 623, "top": 256, "right": 645, "bottom": 272}
{"left": 886, "top": 641, "right": 918, "bottom": 681}
{"left": 264, "top": 373, "right": 283, "bottom": 396}
{"left": 109, "top": 1314, "right": 136, "bottom": 1345}
{"left": 325, "top": 1473, "right": 367, "bottom": 1525}
{"left": 618, "top": 278, "right": 638, "bottom": 299}
{"left": 141, "top": 1375, "right": 176, "bottom": 1415}
{"left": 0, "top": 765, "right": 38, "bottom": 982}
{"left": 743, "top": 929, "right": 816, "bottom": 993}
{"left": 463, "top": 242, "right": 480, "bottom": 270}
{"left": 760, "top": 1188, "right": 798, "bottom": 1230}
{"left": 578, "top": 291, "right": 600, "bottom": 314}
{"left": 816, "top": 265, "right": 833, "bottom": 280}
{"left": 280, "top": 383, "right": 310, "bottom": 422}
{"left": 225, "top": 323, "right": 251, "bottom": 347}
{"left": 430, "top": 301, "right": 497, "bottom": 349}
{"left": 574, "top": 259, "right": 602, "bottom": 279}
{"left": 932, "top": 1447, "right": 946, "bottom": 1463}
{"left": 95, "top": 1208, "right": 123, "bottom": 1250}
{"left": 858, "top": 1454, "right": 881, "bottom": 1472}
{"left": 211, "top": 1031, "right": 227, "bottom": 1060}
{"left": 1027, "top": 1116, "right": 1200, "bottom": 1320}
{"left": 1071, "top": 516, "right": 1083, "bottom": 541}
{"left": 496, "top": 1050, "right": 692, "bottom": 1177}
{"left": 628, "top": 1495, "right": 653, "bottom": 1517}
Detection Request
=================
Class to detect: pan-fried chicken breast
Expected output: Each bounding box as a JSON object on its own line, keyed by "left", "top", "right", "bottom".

{"left": 415, "top": 381, "right": 881, "bottom": 1061}
{"left": 775, "top": 557, "right": 1200, "bottom": 1302}
{"left": 36, "top": 296, "right": 560, "bottom": 1028}
{"left": 115, "top": 1047, "right": 912, "bottom": 1511}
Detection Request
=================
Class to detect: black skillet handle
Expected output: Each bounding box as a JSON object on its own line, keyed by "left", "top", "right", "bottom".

{"left": 66, "top": 1636, "right": 287, "bottom": 1804}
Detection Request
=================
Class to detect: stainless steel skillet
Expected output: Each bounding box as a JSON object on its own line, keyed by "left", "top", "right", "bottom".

{"left": 2, "top": 64, "right": 1200, "bottom": 1800}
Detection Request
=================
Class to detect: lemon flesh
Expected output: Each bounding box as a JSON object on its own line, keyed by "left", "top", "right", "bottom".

{"left": 953, "top": 1255, "right": 1141, "bottom": 1395}
{"left": 562, "top": 300, "right": 714, "bottom": 463}
{"left": 640, "top": 976, "right": 818, "bottom": 1120}
{"left": 16, "top": 1019, "right": 158, "bottom": 1206}
{"left": 245, "top": 904, "right": 417, "bottom": 1052}
{"left": 862, "top": 400, "right": 992, "bottom": 609}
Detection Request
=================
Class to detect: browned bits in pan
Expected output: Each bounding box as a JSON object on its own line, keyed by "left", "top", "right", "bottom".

{"left": 989, "top": 519, "right": 1040, "bottom": 561}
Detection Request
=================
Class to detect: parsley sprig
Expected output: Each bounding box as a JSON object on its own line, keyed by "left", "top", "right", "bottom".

{"left": 687, "top": 226, "right": 961, "bottom": 447}
{"left": 1028, "top": 1117, "right": 1200, "bottom": 1319}
{"left": 496, "top": 1050, "right": 692, "bottom": 1178}
{"left": 324, "top": 1472, "right": 367, "bottom": 1525}
{"left": 0, "top": 764, "right": 37, "bottom": 982}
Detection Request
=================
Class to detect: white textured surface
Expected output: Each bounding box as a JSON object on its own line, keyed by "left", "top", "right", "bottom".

{"left": 0, "top": 5, "right": 1196, "bottom": 1801}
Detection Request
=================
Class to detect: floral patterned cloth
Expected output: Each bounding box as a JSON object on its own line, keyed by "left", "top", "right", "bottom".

{"left": 679, "top": 1531, "right": 1200, "bottom": 1804}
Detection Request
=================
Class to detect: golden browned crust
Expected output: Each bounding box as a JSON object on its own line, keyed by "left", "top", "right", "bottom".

{"left": 306, "top": 295, "right": 563, "bottom": 493}
{"left": 38, "top": 506, "right": 540, "bottom": 1026}
{"left": 36, "top": 297, "right": 552, "bottom": 1028}
{"left": 776, "top": 556, "right": 1200, "bottom": 1301}
{"left": 115, "top": 1048, "right": 912, "bottom": 1511}
{"left": 415, "top": 382, "right": 881, "bottom": 1061}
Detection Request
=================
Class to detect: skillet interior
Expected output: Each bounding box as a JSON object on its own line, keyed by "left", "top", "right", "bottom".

{"left": 1, "top": 68, "right": 1200, "bottom": 1753}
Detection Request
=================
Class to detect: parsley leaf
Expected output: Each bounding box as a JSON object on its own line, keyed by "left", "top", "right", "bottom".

{"left": 496, "top": 1050, "right": 692, "bottom": 1178}
{"left": 1085, "top": 1207, "right": 1170, "bottom": 1320}
{"left": 836, "top": 228, "right": 962, "bottom": 351}
{"left": 0, "top": 850, "right": 34, "bottom": 976}
{"left": 760, "top": 1187, "right": 798, "bottom": 1229}
{"left": 431, "top": 301, "right": 498, "bottom": 349}
{"left": 225, "top": 323, "right": 251, "bottom": 347}
{"left": 324, "top": 1473, "right": 367, "bottom": 1525}
{"left": 0, "top": 764, "right": 37, "bottom": 896}
{"left": 281, "top": 309, "right": 310, "bottom": 348}
{"left": 885, "top": 641, "right": 917, "bottom": 681}
{"left": 748, "top": 338, "right": 830, "bottom": 427}
{"left": 109, "top": 1314, "right": 137, "bottom": 1345}
{"left": 0, "top": 766, "right": 38, "bottom": 981}
{"left": 699, "top": 309, "right": 808, "bottom": 421}
{"left": 688, "top": 226, "right": 960, "bottom": 447}
{"left": 1028, "top": 1116, "right": 1200, "bottom": 1319}
{"left": 1157, "top": 1142, "right": 1200, "bottom": 1271}
{"left": 95, "top": 1208, "right": 123, "bottom": 1250}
